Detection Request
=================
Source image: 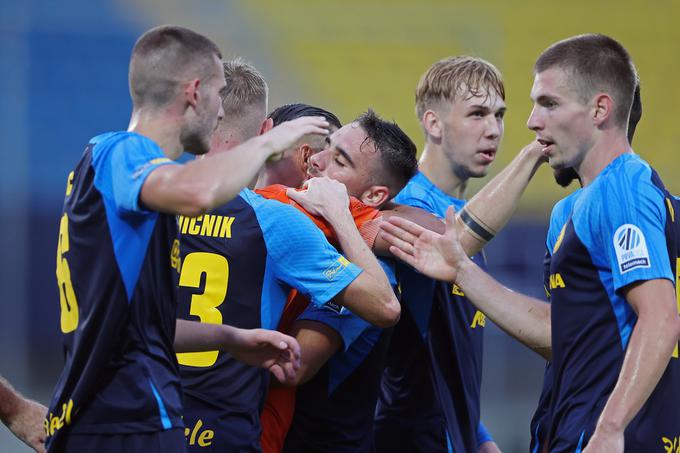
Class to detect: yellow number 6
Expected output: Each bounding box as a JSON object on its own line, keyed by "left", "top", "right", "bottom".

{"left": 56, "top": 214, "right": 79, "bottom": 333}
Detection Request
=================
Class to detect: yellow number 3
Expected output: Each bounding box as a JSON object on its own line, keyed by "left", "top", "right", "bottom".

{"left": 176, "top": 252, "right": 229, "bottom": 367}
{"left": 56, "top": 214, "right": 79, "bottom": 333}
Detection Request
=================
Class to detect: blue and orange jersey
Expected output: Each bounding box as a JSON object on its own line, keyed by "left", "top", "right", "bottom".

{"left": 546, "top": 154, "right": 680, "bottom": 452}
{"left": 45, "top": 132, "right": 182, "bottom": 451}
{"left": 176, "top": 188, "right": 362, "bottom": 450}
{"left": 283, "top": 259, "right": 396, "bottom": 453}
{"left": 256, "top": 187, "right": 382, "bottom": 453}
{"left": 375, "top": 171, "right": 491, "bottom": 452}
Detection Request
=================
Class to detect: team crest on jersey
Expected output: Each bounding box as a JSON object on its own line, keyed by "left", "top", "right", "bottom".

{"left": 613, "top": 224, "right": 650, "bottom": 273}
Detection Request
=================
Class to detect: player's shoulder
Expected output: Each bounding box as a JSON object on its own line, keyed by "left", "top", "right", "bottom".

{"left": 90, "top": 131, "right": 165, "bottom": 166}
{"left": 240, "top": 189, "right": 320, "bottom": 232}
{"left": 394, "top": 172, "right": 442, "bottom": 214}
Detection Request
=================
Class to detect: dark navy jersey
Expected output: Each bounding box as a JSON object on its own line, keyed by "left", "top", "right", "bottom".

{"left": 529, "top": 189, "right": 582, "bottom": 453}
{"left": 375, "top": 171, "right": 491, "bottom": 453}
{"left": 547, "top": 154, "right": 680, "bottom": 452}
{"left": 45, "top": 132, "right": 183, "bottom": 450}
{"left": 176, "top": 189, "right": 362, "bottom": 450}
{"left": 284, "top": 260, "right": 396, "bottom": 453}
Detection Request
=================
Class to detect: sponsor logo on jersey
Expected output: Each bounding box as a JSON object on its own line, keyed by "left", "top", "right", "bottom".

{"left": 613, "top": 224, "right": 650, "bottom": 273}
{"left": 323, "top": 256, "right": 350, "bottom": 280}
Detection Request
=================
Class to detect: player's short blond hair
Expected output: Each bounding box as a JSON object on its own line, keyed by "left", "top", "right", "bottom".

{"left": 222, "top": 58, "right": 268, "bottom": 116}
{"left": 415, "top": 56, "right": 505, "bottom": 120}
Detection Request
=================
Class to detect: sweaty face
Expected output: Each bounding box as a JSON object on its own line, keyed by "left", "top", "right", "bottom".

{"left": 437, "top": 90, "right": 505, "bottom": 181}
{"left": 306, "top": 123, "right": 378, "bottom": 198}
{"left": 182, "top": 55, "right": 226, "bottom": 155}
{"left": 527, "top": 68, "right": 593, "bottom": 170}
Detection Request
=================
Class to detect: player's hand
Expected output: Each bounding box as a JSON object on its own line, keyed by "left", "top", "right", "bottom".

{"left": 262, "top": 116, "right": 329, "bottom": 161}
{"left": 287, "top": 177, "right": 351, "bottom": 223}
{"left": 582, "top": 426, "right": 624, "bottom": 453}
{"left": 6, "top": 398, "right": 47, "bottom": 453}
{"left": 478, "top": 440, "right": 502, "bottom": 453}
{"left": 380, "top": 205, "right": 468, "bottom": 282}
{"left": 228, "top": 328, "right": 301, "bottom": 384}
{"left": 522, "top": 139, "right": 549, "bottom": 162}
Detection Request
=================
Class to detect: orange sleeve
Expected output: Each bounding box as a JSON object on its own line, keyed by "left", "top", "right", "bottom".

{"left": 260, "top": 386, "right": 297, "bottom": 453}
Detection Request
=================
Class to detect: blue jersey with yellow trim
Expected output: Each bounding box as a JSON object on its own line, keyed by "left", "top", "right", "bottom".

{"left": 375, "top": 171, "right": 491, "bottom": 453}
{"left": 45, "top": 132, "right": 182, "bottom": 451}
{"left": 529, "top": 189, "right": 582, "bottom": 453}
{"left": 284, "top": 260, "right": 396, "bottom": 453}
{"left": 176, "top": 189, "right": 362, "bottom": 451}
{"left": 547, "top": 154, "right": 680, "bottom": 452}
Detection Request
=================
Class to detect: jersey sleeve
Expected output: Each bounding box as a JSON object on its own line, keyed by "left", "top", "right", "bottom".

{"left": 476, "top": 421, "right": 493, "bottom": 447}
{"left": 593, "top": 164, "right": 672, "bottom": 291}
{"left": 297, "top": 304, "right": 370, "bottom": 351}
{"left": 247, "top": 192, "right": 364, "bottom": 307}
{"left": 92, "top": 133, "right": 177, "bottom": 215}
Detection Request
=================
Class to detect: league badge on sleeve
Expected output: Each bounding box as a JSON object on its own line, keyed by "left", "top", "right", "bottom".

{"left": 613, "top": 224, "right": 651, "bottom": 273}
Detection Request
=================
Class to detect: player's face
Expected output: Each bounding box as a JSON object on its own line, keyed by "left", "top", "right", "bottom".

{"left": 437, "top": 90, "right": 505, "bottom": 181}
{"left": 182, "top": 55, "right": 226, "bottom": 155}
{"left": 527, "top": 68, "right": 593, "bottom": 170}
{"left": 307, "top": 123, "right": 377, "bottom": 198}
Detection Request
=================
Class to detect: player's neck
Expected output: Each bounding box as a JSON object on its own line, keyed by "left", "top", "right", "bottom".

{"left": 419, "top": 143, "right": 467, "bottom": 199}
{"left": 577, "top": 132, "right": 633, "bottom": 187}
{"left": 128, "top": 108, "right": 184, "bottom": 160}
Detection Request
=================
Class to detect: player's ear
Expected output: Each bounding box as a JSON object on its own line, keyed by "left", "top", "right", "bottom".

{"left": 422, "top": 109, "right": 442, "bottom": 140}
{"left": 298, "top": 144, "right": 314, "bottom": 173}
{"left": 360, "top": 185, "right": 389, "bottom": 208}
{"left": 260, "top": 117, "right": 274, "bottom": 135}
{"left": 184, "top": 79, "right": 200, "bottom": 109}
{"left": 592, "top": 93, "right": 614, "bottom": 127}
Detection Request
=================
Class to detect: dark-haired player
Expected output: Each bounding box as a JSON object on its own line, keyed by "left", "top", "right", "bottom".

{"left": 382, "top": 34, "right": 680, "bottom": 452}
{"left": 45, "top": 25, "right": 329, "bottom": 453}
{"left": 529, "top": 82, "right": 644, "bottom": 453}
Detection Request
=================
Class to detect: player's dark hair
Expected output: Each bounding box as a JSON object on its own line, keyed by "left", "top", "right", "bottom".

{"left": 129, "top": 25, "right": 222, "bottom": 108}
{"left": 222, "top": 58, "right": 268, "bottom": 117}
{"left": 628, "top": 83, "right": 642, "bottom": 144}
{"left": 355, "top": 109, "right": 418, "bottom": 197}
{"left": 269, "top": 103, "right": 342, "bottom": 129}
{"left": 535, "top": 34, "right": 637, "bottom": 127}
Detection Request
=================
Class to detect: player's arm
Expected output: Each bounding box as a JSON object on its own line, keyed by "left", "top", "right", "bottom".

{"left": 374, "top": 140, "right": 546, "bottom": 257}
{"left": 273, "top": 320, "right": 343, "bottom": 387}
{"left": 174, "top": 319, "right": 301, "bottom": 384}
{"left": 381, "top": 207, "right": 552, "bottom": 359}
{"left": 0, "top": 376, "right": 47, "bottom": 453}
{"left": 140, "top": 116, "right": 329, "bottom": 216}
{"left": 288, "top": 178, "right": 400, "bottom": 328}
{"left": 584, "top": 279, "right": 680, "bottom": 452}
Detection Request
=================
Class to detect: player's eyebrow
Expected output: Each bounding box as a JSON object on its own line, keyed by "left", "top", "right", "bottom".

{"left": 335, "top": 144, "right": 355, "bottom": 168}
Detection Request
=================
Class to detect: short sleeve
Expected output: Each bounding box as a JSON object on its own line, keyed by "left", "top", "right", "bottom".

{"left": 92, "top": 133, "right": 177, "bottom": 215}
{"left": 584, "top": 162, "right": 672, "bottom": 291}
{"left": 476, "top": 421, "right": 493, "bottom": 446}
{"left": 247, "top": 192, "right": 363, "bottom": 307}
{"left": 297, "top": 303, "right": 370, "bottom": 351}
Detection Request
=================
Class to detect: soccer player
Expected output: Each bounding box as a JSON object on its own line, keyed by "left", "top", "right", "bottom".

{"left": 45, "top": 25, "right": 329, "bottom": 452}
{"left": 382, "top": 34, "right": 680, "bottom": 452}
{"left": 256, "top": 103, "right": 343, "bottom": 189}
{"left": 208, "top": 58, "right": 270, "bottom": 154}
{"left": 529, "top": 83, "right": 643, "bottom": 453}
{"left": 374, "top": 56, "right": 505, "bottom": 453}
{"left": 1, "top": 375, "right": 47, "bottom": 452}
{"left": 176, "top": 113, "right": 400, "bottom": 453}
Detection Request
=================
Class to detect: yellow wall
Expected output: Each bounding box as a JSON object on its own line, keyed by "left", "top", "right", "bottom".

{"left": 133, "top": 0, "right": 680, "bottom": 218}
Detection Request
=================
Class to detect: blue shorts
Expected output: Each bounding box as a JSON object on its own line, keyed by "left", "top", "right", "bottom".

{"left": 374, "top": 416, "right": 448, "bottom": 453}
{"left": 55, "top": 428, "right": 185, "bottom": 453}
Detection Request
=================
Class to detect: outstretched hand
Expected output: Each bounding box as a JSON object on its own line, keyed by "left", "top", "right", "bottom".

{"left": 264, "top": 116, "right": 329, "bottom": 161}
{"left": 380, "top": 206, "right": 469, "bottom": 282}
{"left": 229, "top": 328, "right": 301, "bottom": 385}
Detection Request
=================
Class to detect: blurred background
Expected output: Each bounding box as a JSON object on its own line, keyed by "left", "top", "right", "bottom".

{"left": 1, "top": 0, "right": 679, "bottom": 451}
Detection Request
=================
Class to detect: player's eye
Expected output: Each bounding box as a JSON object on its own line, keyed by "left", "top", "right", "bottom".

{"left": 470, "top": 110, "right": 484, "bottom": 118}
{"left": 495, "top": 111, "right": 505, "bottom": 120}
{"left": 334, "top": 157, "right": 346, "bottom": 167}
